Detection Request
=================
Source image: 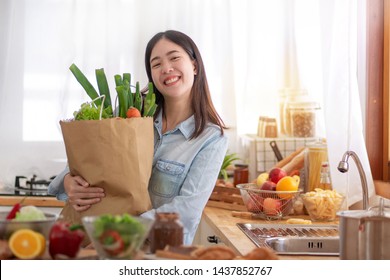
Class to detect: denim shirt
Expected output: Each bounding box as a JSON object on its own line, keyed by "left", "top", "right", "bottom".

{"left": 48, "top": 111, "right": 228, "bottom": 245}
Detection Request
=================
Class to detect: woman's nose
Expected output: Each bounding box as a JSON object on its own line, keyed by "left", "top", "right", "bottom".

{"left": 161, "top": 63, "right": 174, "bottom": 74}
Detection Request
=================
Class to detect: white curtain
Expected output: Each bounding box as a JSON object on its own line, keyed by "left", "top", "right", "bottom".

{"left": 0, "top": 0, "right": 374, "bottom": 206}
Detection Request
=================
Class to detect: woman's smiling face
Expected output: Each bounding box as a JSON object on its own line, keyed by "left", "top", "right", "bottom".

{"left": 150, "top": 38, "right": 196, "bottom": 101}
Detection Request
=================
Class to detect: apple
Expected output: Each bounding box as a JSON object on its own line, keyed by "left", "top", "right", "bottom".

{"left": 260, "top": 181, "right": 277, "bottom": 198}
{"left": 246, "top": 199, "right": 257, "bottom": 212}
{"left": 263, "top": 197, "right": 282, "bottom": 215}
{"left": 260, "top": 181, "right": 277, "bottom": 191}
{"left": 246, "top": 194, "right": 263, "bottom": 212}
{"left": 268, "top": 167, "right": 287, "bottom": 184}
{"left": 256, "top": 172, "right": 269, "bottom": 187}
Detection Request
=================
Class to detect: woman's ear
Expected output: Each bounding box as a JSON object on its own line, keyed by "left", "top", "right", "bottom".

{"left": 193, "top": 61, "right": 197, "bottom": 75}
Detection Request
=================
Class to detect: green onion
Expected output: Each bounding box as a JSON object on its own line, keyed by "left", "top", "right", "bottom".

{"left": 69, "top": 63, "right": 101, "bottom": 106}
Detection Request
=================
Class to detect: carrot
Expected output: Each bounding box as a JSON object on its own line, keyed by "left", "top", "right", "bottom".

{"left": 126, "top": 107, "right": 141, "bottom": 118}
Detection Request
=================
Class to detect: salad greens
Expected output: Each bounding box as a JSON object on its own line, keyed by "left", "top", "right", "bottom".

{"left": 14, "top": 206, "right": 47, "bottom": 221}
{"left": 92, "top": 214, "right": 147, "bottom": 257}
{"left": 73, "top": 102, "right": 112, "bottom": 121}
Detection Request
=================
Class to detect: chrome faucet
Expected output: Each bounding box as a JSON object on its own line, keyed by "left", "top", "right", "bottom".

{"left": 338, "top": 151, "right": 369, "bottom": 210}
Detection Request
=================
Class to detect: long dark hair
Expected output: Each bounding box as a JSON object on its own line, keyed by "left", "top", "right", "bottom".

{"left": 145, "top": 30, "right": 226, "bottom": 138}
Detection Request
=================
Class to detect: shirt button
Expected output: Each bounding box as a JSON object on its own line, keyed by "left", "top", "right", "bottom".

{"left": 166, "top": 166, "right": 171, "bottom": 171}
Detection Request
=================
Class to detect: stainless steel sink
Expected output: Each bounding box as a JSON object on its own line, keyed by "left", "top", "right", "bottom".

{"left": 237, "top": 223, "right": 340, "bottom": 256}
{"left": 265, "top": 236, "right": 339, "bottom": 255}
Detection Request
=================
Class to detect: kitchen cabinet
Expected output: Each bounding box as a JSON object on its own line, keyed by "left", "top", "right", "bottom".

{"left": 193, "top": 216, "right": 225, "bottom": 247}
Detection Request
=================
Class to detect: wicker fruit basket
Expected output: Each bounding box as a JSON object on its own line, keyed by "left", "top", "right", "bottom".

{"left": 236, "top": 183, "right": 301, "bottom": 220}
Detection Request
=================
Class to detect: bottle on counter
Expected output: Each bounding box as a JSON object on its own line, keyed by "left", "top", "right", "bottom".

{"left": 319, "top": 161, "right": 332, "bottom": 190}
{"left": 149, "top": 212, "right": 183, "bottom": 253}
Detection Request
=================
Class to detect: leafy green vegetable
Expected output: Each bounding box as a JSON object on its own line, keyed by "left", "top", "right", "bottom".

{"left": 69, "top": 63, "right": 158, "bottom": 119}
{"left": 115, "top": 86, "right": 129, "bottom": 118}
{"left": 95, "top": 68, "right": 113, "bottom": 114}
{"left": 93, "top": 214, "right": 145, "bottom": 246}
{"left": 143, "top": 82, "right": 157, "bottom": 117}
{"left": 73, "top": 102, "right": 111, "bottom": 120}
{"left": 133, "top": 82, "right": 142, "bottom": 112}
{"left": 219, "top": 152, "right": 240, "bottom": 181}
{"left": 69, "top": 64, "right": 101, "bottom": 107}
{"left": 14, "top": 206, "right": 47, "bottom": 221}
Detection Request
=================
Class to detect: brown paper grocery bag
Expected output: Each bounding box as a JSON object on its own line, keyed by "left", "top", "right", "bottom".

{"left": 58, "top": 117, "right": 154, "bottom": 225}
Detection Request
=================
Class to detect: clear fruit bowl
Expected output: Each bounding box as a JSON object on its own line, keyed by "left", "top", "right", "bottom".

{"left": 236, "top": 183, "right": 301, "bottom": 220}
{"left": 0, "top": 211, "right": 57, "bottom": 240}
{"left": 82, "top": 214, "right": 154, "bottom": 260}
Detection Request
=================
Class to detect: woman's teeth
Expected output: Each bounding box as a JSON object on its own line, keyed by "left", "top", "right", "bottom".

{"left": 165, "top": 77, "right": 179, "bottom": 85}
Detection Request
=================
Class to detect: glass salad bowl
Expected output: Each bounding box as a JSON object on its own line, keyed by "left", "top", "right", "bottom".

{"left": 82, "top": 213, "right": 154, "bottom": 260}
{"left": 0, "top": 209, "right": 57, "bottom": 240}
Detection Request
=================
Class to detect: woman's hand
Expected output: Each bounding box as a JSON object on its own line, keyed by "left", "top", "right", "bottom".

{"left": 64, "top": 173, "right": 105, "bottom": 212}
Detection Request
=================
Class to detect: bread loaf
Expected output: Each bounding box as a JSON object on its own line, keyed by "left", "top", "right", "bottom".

{"left": 273, "top": 147, "right": 305, "bottom": 170}
{"left": 281, "top": 149, "right": 305, "bottom": 175}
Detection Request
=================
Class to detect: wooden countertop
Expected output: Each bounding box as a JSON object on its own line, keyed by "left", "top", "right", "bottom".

{"left": 202, "top": 206, "right": 339, "bottom": 260}
{"left": 0, "top": 196, "right": 65, "bottom": 207}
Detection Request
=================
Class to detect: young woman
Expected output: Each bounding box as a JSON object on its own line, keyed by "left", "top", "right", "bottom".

{"left": 49, "top": 30, "right": 228, "bottom": 245}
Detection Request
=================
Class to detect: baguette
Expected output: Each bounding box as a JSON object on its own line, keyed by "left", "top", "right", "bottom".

{"left": 281, "top": 149, "right": 305, "bottom": 175}
{"left": 273, "top": 146, "right": 305, "bottom": 169}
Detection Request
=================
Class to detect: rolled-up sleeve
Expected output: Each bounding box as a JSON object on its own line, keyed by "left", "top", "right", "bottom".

{"left": 48, "top": 167, "right": 69, "bottom": 201}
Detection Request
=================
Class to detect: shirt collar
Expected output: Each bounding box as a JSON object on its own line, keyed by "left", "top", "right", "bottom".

{"left": 154, "top": 110, "right": 195, "bottom": 140}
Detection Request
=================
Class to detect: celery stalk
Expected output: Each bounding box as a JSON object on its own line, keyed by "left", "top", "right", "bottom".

{"left": 133, "top": 82, "right": 142, "bottom": 112}
{"left": 115, "top": 85, "right": 128, "bottom": 118}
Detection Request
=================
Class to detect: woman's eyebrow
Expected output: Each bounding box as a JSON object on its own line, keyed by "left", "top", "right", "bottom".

{"left": 150, "top": 50, "right": 180, "bottom": 63}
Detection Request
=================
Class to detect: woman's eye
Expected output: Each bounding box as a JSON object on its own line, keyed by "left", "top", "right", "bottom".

{"left": 171, "top": 56, "right": 180, "bottom": 61}
{"left": 152, "top": 63, "right": 160, "bottom": 69}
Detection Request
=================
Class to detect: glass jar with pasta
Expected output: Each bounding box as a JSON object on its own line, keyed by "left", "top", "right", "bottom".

{"left": 305, "top": 142, "right": 328, "bottom": 192}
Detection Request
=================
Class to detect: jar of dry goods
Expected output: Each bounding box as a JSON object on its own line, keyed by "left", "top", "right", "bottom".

{"left": 264, "top": 117, "right": 278, "bottom": 138}
{"left": 234, "top": 164, "right": 249, "bottom": 186}
{"left": 149, "top": 212, "right": 183, "bottom": 253}
{"left": 279, "top": 88, "right": 308, "bottom": 137}
{"left": 289, "top": 101, "right": 320, "bottom": 138}
{"left": 257, "top": 116, "right": 267, "bottom": 137}
{"left": 305, "top": 142, "right": 328, "bottom": 192}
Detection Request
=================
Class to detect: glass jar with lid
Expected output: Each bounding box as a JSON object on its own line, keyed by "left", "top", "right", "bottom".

{"left": 288, "top": 100, "right": 320, "bottom": 138}
{"left": 265, "top": 117, "right": 278, "bottom": 138}
{"left": 305, "top": 141, "right": 328, "bottom": 192}
{"left": 279, "top": 88, "right": 308, "bottom": 137}
{"left": 149, "top": 212, "right": 183, "bottom": 253}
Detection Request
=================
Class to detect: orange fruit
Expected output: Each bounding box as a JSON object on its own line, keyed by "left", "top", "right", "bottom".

{"left": 276, "top": 175, "right": 300, "bottom": 199}
{"left": 8, "top": 229, "right": 46, "bottom": 259}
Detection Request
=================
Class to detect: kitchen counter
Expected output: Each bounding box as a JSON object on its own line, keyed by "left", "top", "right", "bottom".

{"left": 0, "top": 195, "right": 65, "bottom": 207}
{"left": 201, "top": 206, "right": 339, "bottom": 260}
